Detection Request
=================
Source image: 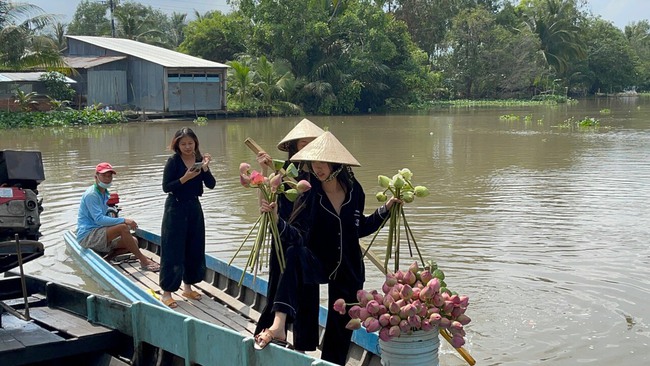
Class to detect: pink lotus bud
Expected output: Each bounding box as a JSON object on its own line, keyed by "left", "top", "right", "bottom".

{"left": 348, "top": 305, "right": 361, "bottom": 319}
{"left": 419, "top": 285, "right": 435, "bottom": 302}
{"left": 451, "top": 335, "right": 465, "bottom": 348}
{"left": 408, "top": 261, "right": 419, "bottom": 274}
{"left": 450, "top": 294, "right": 460, "bottom": 305}
{"left": 296, "top": 179, "right": 311, "bottom": 193}
{"left": 399, "top": 319, "right": 411, "bottom": 333}
{"left": 377, "top": 305, "right": 388, "bottom": 315}
{"left": 451, "top": 306, "right": 465, "bottom": 318}
{"left": 395, "top": 270, "right": 405, "bottom": 283}
{"left": 426, "top": 278, "right": 441, "bottom": 293}
{"left": 443, "top": 301, "right": 454, "bottom": 315}
{"left": 456, "top": 314, "right": 471, "bottom": 325}
{"left": 459, "top": 295, "right": 469, "bottom": 308}
{"left": 411, "top": 287, "right": 421, "bottom": 301}
{"left": 389, "top": 315, "right": 401, "bottom": 326}
{"left": 419, "top": 270, "right": 433, "bottom": 284}
{"left": 390, "top": 288, "right": 401, "bottom": 301}
{"left": 421, "top": 319, "right": 434, "bottom": 332}
{"left": 250, "top": 170, "right": 265, "bottom": 185}
{"left": 366, "top": 300, "right": 380, "bottom": 315}
{"left": 394, "top": 299, "right": 405, "bottom": 308}
{"left": 269, "top": 173, "right": 282, "bottom": 192}
{"left": 345, "top": 318, "right": 362, "bottom": 330}
{"left": 439, "top": 317, "right": 451, "bottom": 329}
{"left": 389, "top": 301, "right": 400, "bottom": 314}
{"left": 432, "top": 293, "right": 444, "bottom": 308}
{"left": 385, "top": 272, "right": 397, "bottom": 287}
{"left": 373, "top": 292, "right": 384, "bottom": 303}
{"left": 383, "top": 294, "right": 394, "bottom": 308}
{"left": 408, "top": 315, "right": 421, "bottom": 328}
{"left": 364, "top": 317, "right": 381, "bottom": 333}
{"left": 382, "top": 283, "right": 392, "bottom": 294}
{"left": 427, "top": 306, "right": 440, "bottom": 316}
{"left": 400, "top": 284, "right": 413, "bottom": 300}
{"left": 403, "top": 271, "right": 416, "bottom": 286}
{"left": 333, "top": 298, "right": 346, "bottom": 315}
{"left": 240, "top": 174, "right": 251, "bottom": 187}
{"left": 441, "top": 292, "right": 451, "bottom": 301}
{"left": 449, "top": 326, "right": 466, "bottom": 338}
{"left": 239, "top": 162, "right": 250, "bottom": 175}
{"left": 450, "top": 321, "right": 463, "bottom": 332}
{"left": 417, "top": 304, "right": 428, "bottom": 318}
{"left": 379, "top": 313, "right": 391, "bottom": 327}
{"left": 429, "top": 313, "right": 442, "bottom": 325}
{"left": 389, "top": 325, "right": 401, "bottom": 338}
{"left": 359, "top": 308, "right": 370, "bottom": 321}
{"left": 378, "top": 327, "right": 392, "bottom": 341}
{"left": 356, "top": 290, "right": 373, "bottom": 306}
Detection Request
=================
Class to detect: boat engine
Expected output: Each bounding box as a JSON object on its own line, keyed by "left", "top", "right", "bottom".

{"left": 0, "top": 150, "right": 45, "bottom": 243}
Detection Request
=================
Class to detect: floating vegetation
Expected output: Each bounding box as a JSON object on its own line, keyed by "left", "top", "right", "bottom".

{"left": 499, "top": 114, "right": 520, "bottom": 121}
{"left": 599, "top": 108, "right": 611, "bottom": 115}
{"left": 554, "top": 116, "right": 601, "bottom": 130}
{"left": 578, "top": 117, "right": 599, "bottom": 127}
{"left": 194, "top": 116, "right": 208, "bottom": 126}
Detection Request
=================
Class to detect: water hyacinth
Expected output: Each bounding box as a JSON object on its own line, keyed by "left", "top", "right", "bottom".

{"left": 229, "top": 161, "right": 311, "bottom": 285}
{"left": 366, "top": 168, "right": 430, "bottom": 273}
{"left": 333, "top": 261, "right": 471, "bottom": 348}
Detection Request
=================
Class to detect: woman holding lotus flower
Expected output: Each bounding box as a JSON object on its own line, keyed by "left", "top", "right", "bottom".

{"left": 253, "top": 118, "right": 325, "bottom": 353}
{"left": 254, "top": 131, "right": 401, "bottom": 366}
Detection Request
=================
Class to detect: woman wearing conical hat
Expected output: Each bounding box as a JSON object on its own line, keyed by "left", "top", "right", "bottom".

{"left": 253, "top": 118, "right": 324, "bottom": 353}
{"left": 254, "top": 132, "right": 401, "bottom": 365}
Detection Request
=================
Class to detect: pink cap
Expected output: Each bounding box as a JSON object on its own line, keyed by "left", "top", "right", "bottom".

{"left": 95, "top": 162, "right": 117, "bottom": 174}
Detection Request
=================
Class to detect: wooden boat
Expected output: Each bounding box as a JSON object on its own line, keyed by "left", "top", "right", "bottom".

{"left": 1, "top": 271, "right": 338, "bottom": 366}
{"left": 63, "top": 228, "right": 383, "bottom": 365}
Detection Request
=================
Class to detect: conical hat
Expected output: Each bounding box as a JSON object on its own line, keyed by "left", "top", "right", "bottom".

{"left": 290, "top": 131, "right": 361, "bottom": 166}
{"left": 277, "top": 118, "right": 325, "bottom": 152}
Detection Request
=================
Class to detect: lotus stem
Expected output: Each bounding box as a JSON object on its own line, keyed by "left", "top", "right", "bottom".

{"left": 229, "top": 214, "right": 263, "bottom": 266}
{"left": 401, "top": 207, "right": 425, "bottom": 265}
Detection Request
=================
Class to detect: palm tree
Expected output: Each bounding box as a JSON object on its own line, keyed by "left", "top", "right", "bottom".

{"left": 227, "top": 59, "right": 256, "bottom": 105}
{"left": 0, "top": 1, "right": 63, "bottom": 70}
{"left": 519, "top": 0, "right": 586, "bottom": 75}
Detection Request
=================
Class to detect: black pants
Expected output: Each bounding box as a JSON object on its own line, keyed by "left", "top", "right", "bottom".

{"left": 159, "top": 195, "right": 206, "bottom": 292}
{"left": 263, "top": 245, "right": 320, "bottom": 351}
{"left": 321, "top": 279, "right": 362, "bottom": 365}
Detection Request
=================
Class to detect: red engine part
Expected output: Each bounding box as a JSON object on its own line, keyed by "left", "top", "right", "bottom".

{"left": 0, "top": 187, "right": 26, "bottom": 205}
{"left": 107, "top": 192, "right": 120, "bottom": 206}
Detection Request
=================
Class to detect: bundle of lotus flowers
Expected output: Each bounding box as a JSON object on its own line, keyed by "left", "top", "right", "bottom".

{"left": 366, "top": 168, "right": 430, "bottom": 273}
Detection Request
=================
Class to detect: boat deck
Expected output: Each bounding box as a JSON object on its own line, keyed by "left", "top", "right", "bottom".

{"left": 112, "top": 249, "right": 317, "bottom": 356}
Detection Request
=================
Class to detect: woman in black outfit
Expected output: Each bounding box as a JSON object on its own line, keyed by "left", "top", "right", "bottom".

{"left": 255, "top": 132, "right": 400, "bottom": 366}
{"left": 159, "top": 127, "right": 216, "bottom": 308}
{"left": 254, "top": 118, "right": 324, "bottom": 352}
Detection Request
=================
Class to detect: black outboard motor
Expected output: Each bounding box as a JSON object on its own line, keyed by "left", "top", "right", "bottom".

{"left": 0, "top": 150, "right": 45, "bottom": 272}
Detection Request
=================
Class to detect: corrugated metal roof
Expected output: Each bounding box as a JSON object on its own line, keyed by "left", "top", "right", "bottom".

{"left": 63, "top": 55, "right": 127, "bottom": 69}
{"left": 0, "top": 72, "right": 77, "bottom": 83}
{"left": 66, "top": 36, "right": 229, "bottom": 69}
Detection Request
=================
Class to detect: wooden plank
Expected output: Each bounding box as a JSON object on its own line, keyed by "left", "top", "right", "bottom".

{"left": 0, "top": 314, "right": 64, "bottom": 351}
{"left": 28, "top": 307, "right": 114, "bottom": 338}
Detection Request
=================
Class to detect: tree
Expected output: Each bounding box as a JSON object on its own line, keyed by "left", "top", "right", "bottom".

{"left": 179, "top": 11, "right": 249, "bottom": 62}
{"left": 625, "top": 20, "right": 650, "bottom": 90}
{"left": 517, "top": 0, "right": 587, "bottom": 77}
{"left": 67, "top": 0, "right": 110, "bottom": 36}
{"left": 0, "top": 1, "right": 63, "bottom": 70}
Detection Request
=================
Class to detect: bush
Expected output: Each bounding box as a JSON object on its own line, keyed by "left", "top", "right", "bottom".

{"left": 39, "top": 71, "right": 76, "bottom": 102}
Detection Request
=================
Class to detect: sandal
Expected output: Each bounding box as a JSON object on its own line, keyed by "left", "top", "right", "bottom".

{"left": 162, "top": 297, "right": 177, "bottom": 309}
{"left": 141, "top": 262, "right": 160, "bottom": 272}
{"left": 254, "top": 328, "right": 287, "bottom": 350}
{"left": 182, "top": 290, "right": 202, "bottom": 300}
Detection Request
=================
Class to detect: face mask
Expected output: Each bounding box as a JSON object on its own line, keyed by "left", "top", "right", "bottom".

{"left": 97, "top": 181, "right": 112, "bottom": 189}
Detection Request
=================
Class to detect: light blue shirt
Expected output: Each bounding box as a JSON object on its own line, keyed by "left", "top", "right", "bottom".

{"left": 76, "top": 184, "right": 125, "bottom": 242}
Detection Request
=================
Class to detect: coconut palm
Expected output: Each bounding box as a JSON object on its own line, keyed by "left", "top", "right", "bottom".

{"left": 0, "top": 1, "right": 63, "bottom": 70}
{"left": 227, "top": 59, "right": 256, "bottom": 105}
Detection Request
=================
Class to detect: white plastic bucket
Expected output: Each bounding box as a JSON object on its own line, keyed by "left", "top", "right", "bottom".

{"left": 379, "top": 329, "right": 440, "bottom": 366}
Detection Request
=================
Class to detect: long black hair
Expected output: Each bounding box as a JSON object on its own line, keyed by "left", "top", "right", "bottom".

{"left": 169, "top": 127, "right": 203, "bottom": 162}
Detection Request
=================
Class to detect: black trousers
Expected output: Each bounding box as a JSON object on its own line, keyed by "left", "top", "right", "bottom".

{"left": 159, "top": 195, "right": 206, "bottom": 292}
{"left": 263, "top": 245, "right": 320, "bottom": 351}
{"left": 321, "top": 278, "right": 362, "bottom": 365}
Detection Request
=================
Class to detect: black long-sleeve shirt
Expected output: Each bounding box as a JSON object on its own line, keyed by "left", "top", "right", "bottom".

{"left": 278, "top": 177, "right": 388, "bottom": 287}
{"left": 162, "top": 153, "right": 216, "bottom": 199}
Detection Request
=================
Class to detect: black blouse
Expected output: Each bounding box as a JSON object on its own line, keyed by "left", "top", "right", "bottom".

{"left": 279, "top": 177, "right": 388, "bottom": 287}
{"left": 162, "top": 153, "right": 216, "bottom": 199}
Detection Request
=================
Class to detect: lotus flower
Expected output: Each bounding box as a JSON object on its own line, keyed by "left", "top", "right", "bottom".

{"left": 332, "top": 264, "right": 470, "bottom": 348}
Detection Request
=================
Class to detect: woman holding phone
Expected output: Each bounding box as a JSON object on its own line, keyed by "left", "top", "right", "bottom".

{"left": 159, "top": 127, "right": 216, "bottom": 308}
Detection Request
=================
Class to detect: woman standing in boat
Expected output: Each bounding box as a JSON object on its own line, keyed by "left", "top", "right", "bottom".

{"left": 254, "top": 132, "right": 400, "bottom": 365}
{"left": 159, "top": 127, "right": 216, "bottom": 308}
{"left": 254, "top": 118, "right": 324, "bottom": 353}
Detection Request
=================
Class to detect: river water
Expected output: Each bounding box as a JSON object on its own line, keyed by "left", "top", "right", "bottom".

{"left": 1, "top": 97, "right": 648, "bottom": 365}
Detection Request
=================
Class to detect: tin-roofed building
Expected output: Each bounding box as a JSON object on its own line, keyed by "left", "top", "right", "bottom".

{"left": 64, "top": 36, "right": 229, "bottom": 113}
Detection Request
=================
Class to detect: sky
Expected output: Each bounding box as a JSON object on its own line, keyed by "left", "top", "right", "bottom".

{"left": 18, "top": 0, "right": 650, "bottom": 30}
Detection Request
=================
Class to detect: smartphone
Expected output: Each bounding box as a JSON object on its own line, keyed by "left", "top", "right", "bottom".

{"left": 189, "top": 162, "right": 203, "bottom": 172}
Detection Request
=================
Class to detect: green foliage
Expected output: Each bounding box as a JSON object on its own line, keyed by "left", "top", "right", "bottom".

{"left": 193, "top": 116, "right": 208, "bottom": 126}
{"left": 599, "top": 108, "right": 611, "bottom": 115}
{"left": 13, "top": 88, "right": 38, "bottom": 112}
{"left": 499, "top": 114, "right": 520, "bottom": 121}
{"left": 0, "top": 109, "right": 127, "bottom": 129}
{"left": 39, "top": 71, "right": 75, "bottom": 101}
{"left": 179, "top": 11, "right": 248, "bottom": 62}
